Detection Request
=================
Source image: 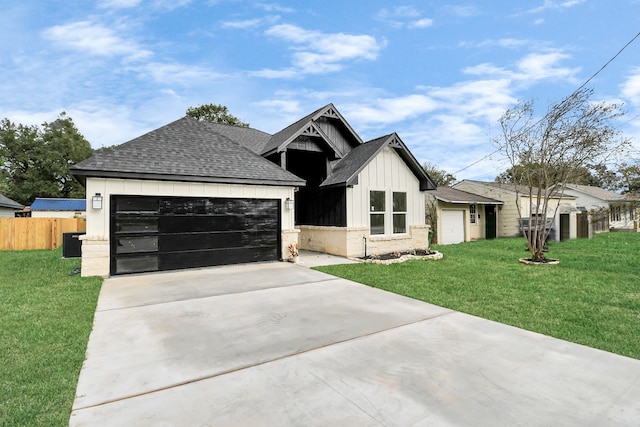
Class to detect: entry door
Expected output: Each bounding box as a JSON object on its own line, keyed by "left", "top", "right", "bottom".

{"left": 111, "top": 196, "right": 280, "bottom": 275}
{"left": 485, "top": 205, "right": 497, "bottom": 239}
{"left": 441, "top": 210, "right": 465, "bottom": 244}
{"left": 560, "top": 214, "right": 570, "bottom": 241}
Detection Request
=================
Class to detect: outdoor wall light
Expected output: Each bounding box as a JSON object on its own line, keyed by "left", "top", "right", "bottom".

{"left": 285, "top": 197, "right": 294, "bottom": 210}
{"left": 92, "top": 193, "right": 103, "bottom": 210}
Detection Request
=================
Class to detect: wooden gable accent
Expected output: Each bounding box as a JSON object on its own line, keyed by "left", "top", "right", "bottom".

{"left": 300, "top": 124, "right": 322, "bottom": 137}
{"left": 320, "top": 106, "right": 340, "bottom": 119}
{"left": 387, "top": 135, "right": 403, "bottom": 148}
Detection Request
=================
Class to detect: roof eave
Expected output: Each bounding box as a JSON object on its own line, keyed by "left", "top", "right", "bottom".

{"left": 71, "top": 170, "right": 306, "bottom": 188}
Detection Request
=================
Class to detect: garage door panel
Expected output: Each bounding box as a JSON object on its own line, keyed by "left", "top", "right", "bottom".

{"left": 159, "top": 216, "right": 246, "bottom": 233}
{"left": 441, "top": 210, "right": 465, "bottom": 245}
{"left": 160, "top": 246, "right": 276, "bottom": 271}
{"left": 111, "top": 196, "right": 281, "bottom": 275}
{"left": 116, "top": 255, "right": 159, "bottom": 275}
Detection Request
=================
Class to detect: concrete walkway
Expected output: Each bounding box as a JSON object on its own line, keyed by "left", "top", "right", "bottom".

{"left": 71, "top": 255, "right": 640, "bottom": 426}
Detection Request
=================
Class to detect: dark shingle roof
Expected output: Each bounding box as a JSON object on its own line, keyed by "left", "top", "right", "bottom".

{"left": 71, "top": 117, "right": 305, "bottom": 187}
{"left": 321, "top": 133, "right": 435, "bottom": 191}
{"left": 430, "top": 187, "right": 503, "bottom": 205}
{"left": 261, "top": 105, "right": 326, "bottom": 156}
{"left": 30, "top": 198, "right": 86, "bottom": 211}
{"left": 321, "top": 135, "right": 388, "bottom": 187}
{"left": 0, "top": 194, "right": 23, "bottom": 209}
{"left": 198, "top": 121, "right": 271, "bottom": 154}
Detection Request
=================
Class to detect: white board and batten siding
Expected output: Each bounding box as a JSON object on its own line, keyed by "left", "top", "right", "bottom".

{"left": 346, "top": 146, "right": 425, "bottom": 230}
{"left": 85, "top": 177, "right": 296, "bottom": 239}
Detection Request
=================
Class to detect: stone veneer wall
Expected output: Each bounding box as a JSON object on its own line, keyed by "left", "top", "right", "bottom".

{"left": 81, "top": 230, "right": 301, "bottom": 278}
{"left": 79, "top": 235, "right": 110, "bottom": 277}
{"left": 281, "top": 229, "right": 300, "bottom": 261}
{"left": 298, "top": 224, "right": 430, "bottom": 258}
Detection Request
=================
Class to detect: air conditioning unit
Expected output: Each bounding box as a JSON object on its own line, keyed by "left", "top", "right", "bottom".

{"left": 63, "top": 232, "right": 85, "bottom": 258}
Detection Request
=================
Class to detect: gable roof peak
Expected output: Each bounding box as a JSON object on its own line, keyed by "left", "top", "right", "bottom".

{"left": 261, "top": 103, "right": 362, "bottom": 157}
{"left": 321, "top": 132, "right": 435, "bottom": 191}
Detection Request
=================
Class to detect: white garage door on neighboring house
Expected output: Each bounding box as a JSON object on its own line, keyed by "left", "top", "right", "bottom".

{"left": 441, "top": 210, "right": 465, "bottom": 244}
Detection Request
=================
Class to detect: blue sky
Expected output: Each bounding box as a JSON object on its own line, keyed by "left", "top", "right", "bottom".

{"left": 2, "top": 0, "right": 639, "bottom": 180}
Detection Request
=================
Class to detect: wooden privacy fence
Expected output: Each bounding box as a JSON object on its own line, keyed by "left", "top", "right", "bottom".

{"left": 0, "top": 217, "right": 86, "bottom": 250}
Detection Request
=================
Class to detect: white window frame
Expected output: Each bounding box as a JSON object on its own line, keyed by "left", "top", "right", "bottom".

{"left": 370, "top": 190, "right": 386, "bottom": 235}
{"left": 392, "top": 191, "right": 407, "bottom": 234}
{"left": 470, "top": 204, "right": 477, "bottom": 225}
{"left": 611, "top": 205, "right": 621, "bottom": 222}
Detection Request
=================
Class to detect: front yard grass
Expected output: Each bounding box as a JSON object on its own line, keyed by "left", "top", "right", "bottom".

{"left": 0, "top": 249, "right": 102, "bottom": 426}
{"left": 316, "top": 232, "right": 640, "bottom": 360}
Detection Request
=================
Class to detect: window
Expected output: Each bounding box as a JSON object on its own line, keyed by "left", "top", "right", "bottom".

{"left": 630, "top": 207, "right": 635, "bottom": 221}
{"left": 470, "top": 204, "right": 477, "bottom": 224}
{"left": 370, "top": 191, "right": 385, "bottom": 235}
{"left": 393, "top": 192, "right": 407, "bottom": 234}
{"left": 611, "top": 206, "right": 621, "bottom": 222}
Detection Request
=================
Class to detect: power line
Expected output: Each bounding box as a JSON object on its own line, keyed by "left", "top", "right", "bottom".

{"left": 452, "top": 30, "right": 640, "bottom": 176}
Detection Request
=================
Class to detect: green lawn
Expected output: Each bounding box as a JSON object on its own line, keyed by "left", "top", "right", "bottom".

{"left": 0, "top": 249, "right": 102, "bottom": 426}
{"left": 316, "top": 232, "right": 640, "bottom": 360}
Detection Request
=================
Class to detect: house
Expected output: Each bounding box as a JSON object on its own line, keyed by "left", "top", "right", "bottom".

{"left": 71, "top": 104, "right": 436, "bottom": 277}
{"left": 426, "top": 187, "right": 503, "bottom": 244}
{"left": 29, "top": 198, "right": 86, "bottom": 218}
{"left": 453, "top": 180, "right": 577, "bottom": 241}
{"left": 0, "top": 194, "right": 23, "bottom": 218}
{"left": 560, "top": 184, "right": 638, "bottom": 234}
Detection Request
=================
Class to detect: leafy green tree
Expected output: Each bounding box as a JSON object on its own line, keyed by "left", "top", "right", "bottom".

{"left": 422, "top": 161, "right": 457, "bottom": 187}
{"left": 0, "top": 113, "right": 93, "bottom": 205}
{"left": 186, "top": 103, "right": 249, "bottom": 127}
{"left": 495, "top": 163, "right": 608, "bottom": 188}
{"left": 495, "top": 87, "right": 629, "bottom": 262}
{"left": 617, "top": 162, "right": 640, "bottom": 195}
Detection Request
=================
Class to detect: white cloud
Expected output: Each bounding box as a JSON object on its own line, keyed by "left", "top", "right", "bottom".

{"left": 621, "top": 67, "right": 640, "bottom": 105}
{"left": 525, "top": 0, "right": 586, "bottom": 14}
{"left": 460, "top": 38, "right": 531, "bottom": 49}
{"left": 221, "top": 19, "right": 264, "bottom": 29}
{"left": 137, "top": 62, "right": 227, "bottom": 85}
{"left": 151, "top": 0, "right": 192, "bottom": 10}
{"left": 256, "top": 3, "right": 295, "bottom": 13}
{"left": 463, "top": 51, "right": 580, "bottom": 86}
{"left": 98, "top": 0, "right": 141, "bottom": 8}
{"left": 516, "top": 51, "right": 579, "bottom": 82}
{"left": 259, "top": 24, "right": 384, "bottom": 76}
{"left": 442, "top": 5, "right": 479, "bottom": 18}
{"left": 429, "top": 79, "right": 516, "bottom": 120}
{"left": 344, "top": 94, "right": 438, "bottom": 125}
{"left": 409, "top": 18, "right": 434, "bottom": 29}
{"left": 376, "top": 6, "right": 433, "bottom": 29}
{"left": 42, "top": 20, "right": 151, "bottom": 61}
{"left": 221, "top": 15, "right": 280, "bottom": 30}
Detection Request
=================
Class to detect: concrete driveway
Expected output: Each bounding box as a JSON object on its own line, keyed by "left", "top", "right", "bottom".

{"left": 71, "top": 255, "right": 640, "bottom": 426}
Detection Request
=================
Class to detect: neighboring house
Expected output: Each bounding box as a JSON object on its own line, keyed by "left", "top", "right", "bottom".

{"left": 30, "top": 198, "right": 86, "bottom": 218}
{"left": 560, "top": 184, "right": 639, "bottom": 233}
{"left": 426, "top": 187, "right": 503, "bottom": 244}
{"left": 0, "top": 194, "right": 23, "bottom": 218}
{"left": 453, "top": 180, "right": 577, "bottom": 241}
{"left": 71, "top": 104, "right": 436, "bottom": 277}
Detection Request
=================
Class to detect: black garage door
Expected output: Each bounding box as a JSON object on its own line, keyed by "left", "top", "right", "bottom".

{"left": 111, "top": 196, "right": 280, "bottom": 275}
